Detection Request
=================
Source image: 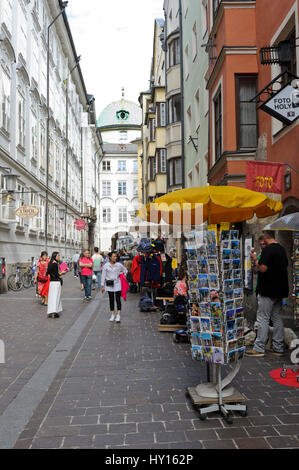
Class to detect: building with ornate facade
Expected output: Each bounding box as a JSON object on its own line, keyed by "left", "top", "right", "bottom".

{"left": 97, "top": 91, "right": 142, "bottom": 251}
{"left": 0, "top": 0, "right": 99, "bottom": 291}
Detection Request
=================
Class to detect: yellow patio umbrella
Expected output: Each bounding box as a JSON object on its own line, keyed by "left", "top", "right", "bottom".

{"left": 137, "top": 186, "right": 282, "bottom": 225}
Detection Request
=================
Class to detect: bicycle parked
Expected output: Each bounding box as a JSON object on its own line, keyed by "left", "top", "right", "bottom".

{"left": 7, "top": 260, "right": 38, "bottom": 291}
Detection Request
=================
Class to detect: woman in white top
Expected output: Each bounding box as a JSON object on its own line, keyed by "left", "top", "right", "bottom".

{"left": 101, "top": 252, "right": 127, "bottom": 323}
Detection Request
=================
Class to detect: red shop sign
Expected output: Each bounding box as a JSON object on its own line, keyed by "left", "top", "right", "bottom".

{"left": 246, "top": 161, "right": 284, "bottom": 194}
{"left": 74, "top": 219, "right": 86, "bottom": 231}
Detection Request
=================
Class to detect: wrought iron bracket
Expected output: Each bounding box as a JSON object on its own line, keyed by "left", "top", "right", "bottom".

{"left": 250, "top": 71, "right": 298, "bottom": 105}
{"left": 188, "top": 136, "right": 198, "bottom": 152}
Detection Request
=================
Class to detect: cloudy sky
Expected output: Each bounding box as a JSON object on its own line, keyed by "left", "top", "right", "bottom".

{"left": 67, "top": 0, "right": 164, "bottom": 118}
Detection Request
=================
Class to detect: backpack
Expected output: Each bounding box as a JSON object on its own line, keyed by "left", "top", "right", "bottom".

{"left": 139, "top": 291, "right": 154, "bottom": 312}
{"left": 93, "top": 255, "right": 103, "bottom": 272}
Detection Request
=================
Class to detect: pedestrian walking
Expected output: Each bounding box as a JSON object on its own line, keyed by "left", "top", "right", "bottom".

{"left": 47, "top": 252, "right": 67, "bottom": 319}
{"left": 246, "top": 230, "right": 289, "bottom": 358}
{"left": 79, "top": 249, "right": 94, "bottom": 300}
{"left": 72, "top": 251, "right": 80, "bottom": 278}
{"left": 101, "top": 251, "right": 128, "bottom": 323}
{"left": 34, "top": 251, "right": 49, "bottom": 306}
{"left": 92, "top": 247, "right": 103, "bottom": 290}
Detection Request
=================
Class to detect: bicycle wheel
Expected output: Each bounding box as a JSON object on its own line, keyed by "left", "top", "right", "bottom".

{"left": 8, "top": 274, "right": 23, "bottom": 291}
{"left": 22, "top": 273, "right": 33, "bottom": 289}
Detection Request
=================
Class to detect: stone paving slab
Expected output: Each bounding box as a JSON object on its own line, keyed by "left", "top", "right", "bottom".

{"left": 8, "top": 290, "right": 299, "bottom": 450}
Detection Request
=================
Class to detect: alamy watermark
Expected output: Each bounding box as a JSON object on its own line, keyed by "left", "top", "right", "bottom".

{"left": 0, "top": 340, "right": 5, "bottom": 364}
{"left": 290, "top": 339, "right": 299, "bottom": 365}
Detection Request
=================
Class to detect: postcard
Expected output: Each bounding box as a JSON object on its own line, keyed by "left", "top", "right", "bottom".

{"left": 197, "top": 245, "right": 207, "bottom": 260}
{"left": 198, "top": 274, "right": 209, "bottom": 288}
{"left": 209, "top": 275, "right": 219, "bottom": 289}
{"left": 233, "top": 288, "right": 243, "bottom": 299}
{"left": 237, "top": 347, "right": 246, "bottom": 360}
{"left": 230, "top": 230, "right": 239, "bottom": 240}
{"left": 224, "top": 279, "right": 234, "bottom": 291}
{"left": 223, "top": 259, "right": 233, "bottom": 271}
{"left": 211, "top": 302, "right": 222, "bottom": 318}
{"left": 221, "top": 240, "right": 230, "bottom": 249}
{"left": 212, "top": 347, "right": 224, "bottom": 364}
{"left": 226, "top": 319, "right": 236, "bottom": 331}
{"left": 231, "top": 240, "right": 240, "bottom": 250}
{"left": 187, "top": 260, "right": 199, "bottom": 275}
{"left": 234, "top": 298, "right": 243, "bottom": 309}
{"left": 223, "top": 269, "right": 233, "bottom": 280}
{"left": 224, "top": 289, "right": 234, "bottom": 300}
{"left": 236, "top": 317, "right": 244, "bottom": 329}
{"left": 208, "top": 259, "right": 218, "bottom": 274}
{"left": 236, "top": 327, "right": 244, "bottom": 339}
{"left": 222, "top": 249, "right": 232, "bottom": 260}
{"left": 226, "top": 329, "right": 237, "bottom": 342}
{"left": 232, "top": 249, "right": 241, "bottom": 259}
{"left": 234, "top": 278, "right": 243, "bottom": 289}
{"left": 199, "top": 288, "right": 210, "bottom": 301}
{"left": 198, "top": 259, "right": 208, "bottom": 274}
{"left": 186, "top": 249, "right": 197, "bottom": 260}
{"left": 224, "top": 299, "right": 234, "bottom": 311}
{"left": 235, "top": 307, "right": 244, "bottom": 318}
{"left": 227, "top": 340, "right": 238, "bottom": 353}
{"left": 191, "top": 333, "right": 200, "bottom": 346}
{"left": 212, "top": 318, "right": 222, "bottom": 333}
{"left": 201, "top": 333, "right": 212, "bottom": 347}
{"left": 207, "top": 245, "right": 217, "bottom": 259}
{"left": 206, "top": 231, "right": 217, "bottom": 246}
{"left": 199, "top": 303, "right": 211, "bottom": 317}
{"left": 227, "top": 350, "right": 237, "bottom": 363}
{"left": 221, "top": 230, "right": 230, "bottom": 241}
{"left": 225, "top": 309, "right": 235, "bottom": 321}
{"left": 232, "top": 259, "right": 241, "bottom": 270}
{"left": 212, "top": 333, "right": 223, "bottom": 347}
{"left": 200, "top": 317, "right": 211, "bottom": 333}
{"left": 233, "top": 269, "right": 242, "bottom": 279}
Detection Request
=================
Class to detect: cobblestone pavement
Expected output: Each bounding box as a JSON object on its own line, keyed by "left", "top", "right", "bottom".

{"left": 1, "top": 280, "right": 296, "bottom": 450}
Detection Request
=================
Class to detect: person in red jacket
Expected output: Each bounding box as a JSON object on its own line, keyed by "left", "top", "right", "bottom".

{"left": 131, "top": 253, "right": 141, "bottom": 293}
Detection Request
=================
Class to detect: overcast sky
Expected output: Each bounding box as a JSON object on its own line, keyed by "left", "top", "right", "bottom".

{"left": 67, "top": 0, "right": 164, "bottom": 118}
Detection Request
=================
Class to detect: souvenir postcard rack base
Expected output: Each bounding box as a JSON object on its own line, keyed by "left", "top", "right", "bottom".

{"left": 185, "top": 227, "right": 247, "bottom": 423}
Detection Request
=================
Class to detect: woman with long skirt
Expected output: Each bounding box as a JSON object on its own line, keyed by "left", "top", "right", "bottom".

{"left": 47, "top": 252, "right": 67, "bottom": 319}
{"left": 34, "top": 251, "right": 49, "bottom": 305}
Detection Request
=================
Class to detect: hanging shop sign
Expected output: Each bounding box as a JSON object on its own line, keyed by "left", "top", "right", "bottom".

{"left": 260, "top": 83, "right": 299, "bottom": 126}
{"left": 246, "top": 161, "right": 284, "bottom": 194}
{"left": 74, "top": 219, "right": 86, "bottom": 231}
{"left": 15, "top": 206, "right": 39, "bottom": 219}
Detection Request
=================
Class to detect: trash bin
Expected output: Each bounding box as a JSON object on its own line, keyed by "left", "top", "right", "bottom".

{"left": 0, "top": 258, "right": 6, "bottom": 279}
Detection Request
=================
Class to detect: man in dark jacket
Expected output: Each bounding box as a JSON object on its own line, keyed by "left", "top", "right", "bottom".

{"left": 246, "top": 231, "right": 289, "bottom": 358}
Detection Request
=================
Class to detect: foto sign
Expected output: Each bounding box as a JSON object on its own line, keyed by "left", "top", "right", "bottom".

{"left": 74, "top": 219, "right": 86, "bottom": 231}
{"left": 246, "top": 161, "right": 284, "bottom": 194}
{"left": 261, "top": 84, "right": 299, "bottom": 126}
{"left": 15, "top": 206, "right": 39, "bottom": 219}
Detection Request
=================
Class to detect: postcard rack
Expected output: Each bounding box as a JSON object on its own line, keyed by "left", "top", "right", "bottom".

{"left": 185, "top": 228, "right": 247, "bottom": 424}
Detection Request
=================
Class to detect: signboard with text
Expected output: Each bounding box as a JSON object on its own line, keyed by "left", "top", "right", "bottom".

{"left": 74, "top": 219, "right": 86, "bottom": 231}
{"left": 246, "top": 161, "right": 284, "bottom": 194}
{"left": 261, "top": 84, "right": 299, "bottom": 126}
{"left": 15, "top": 206, "right": 39, "bottom": 219}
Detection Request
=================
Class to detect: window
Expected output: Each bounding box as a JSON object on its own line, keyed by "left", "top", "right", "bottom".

{"left": 156, "top": 149, "right": 167, "bottom": 174}
{"left": 281, "top": 28, "right": 297, "bottom": 87}
{"left": 118, "top": 181, "right": 127, "bottom": 196}
{"left": 55, "top": 144, "right": 60, "bottom": 183}
{"left": 31, "top": 33, "right": 39, "bottom": 81}
{"left": 31, "top": 111, "right": 38, "bottom": 160}
{"left": 195, "top": 89, "right": 200, "bottom": 130}
{"left": 148, "top": 118, "right": 155, "bottom": 141}
{"left": 119, "top": 207, "right": 127, "bottom": 223}
{"left": 185, "top": 44, "right": 189, "bottom": 80}
{"left": 214, "top": 89, "right": 222, "bottom": 161}
{"left": 102, "top": 181, "right": 111, "bottom": 197}
{"left": 17, "top": 91, "right": 26, "bottom": 148}
{"left": 201, "top": 0, "right": 208, "bottom": 37}
{"left": 169, "top": 158, "right": 182, "bottom": 187}
{"left": 40, "top": 122, "right": 46, "bottom": 169}
{"left": 169, "top": 38, "right": 180, "bottom": 68}
{"left": 118, "top": 160, "right": 126, "bottom": 172}
{"left": 0, "top": 69, "right": 11, "bottom": 133}
{"left": 119, "top": 130, "right": 128, "bottom": 142}
{"left": 133, "top": 180, "right": 138, "bottom": 196}
{"left": 167, "top": 94, "right": 181, "bottom": 124}
{"left": 18, "top": 4, "right": 27, "bottom": 60}
{"left": 2, "top": 0, "right": 12, "bottom": 33}
{"left": 186, "top": 105, "right": 192, "bottom": 138}
{"left": 133, "top": 160, "right": 138, "bottom": 172}
{"left": 148, "top": 157, "right": 155, "bottom": 181}
{"left": 156, "top": 103, "right": 166, "bottom": 127}
{"left": 103, "top": 208, "right": 111, "bottom": 223}
{"left": 192, "top": 22, "right": 198, "bottom": 61}
{"left": 102, "top": 161, "right": 111, "bottom": 172}
{"left": 236, "top": 76, "right": 257, "bottom": 149}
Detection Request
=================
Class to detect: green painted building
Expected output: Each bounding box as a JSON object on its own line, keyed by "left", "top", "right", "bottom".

{"left": 182, "top": 0, "right": 209, "bottom": 188}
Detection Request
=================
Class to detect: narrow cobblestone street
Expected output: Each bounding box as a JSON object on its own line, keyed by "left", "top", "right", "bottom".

{"left": 0, "top": 275, "right": 298, "bottom": 449}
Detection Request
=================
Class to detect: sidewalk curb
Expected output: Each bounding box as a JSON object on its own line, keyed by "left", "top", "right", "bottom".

{"left": 0, "top": 294, "right": 104, "bottom": 449}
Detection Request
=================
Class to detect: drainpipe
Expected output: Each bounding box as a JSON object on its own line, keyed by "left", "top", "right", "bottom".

{"left": 163, "top": 6, "right": 169, "bottom": 191}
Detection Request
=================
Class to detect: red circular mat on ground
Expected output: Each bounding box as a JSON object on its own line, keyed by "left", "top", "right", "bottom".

{"left": 270, "top": 368, "right": 299, "bottom": 388}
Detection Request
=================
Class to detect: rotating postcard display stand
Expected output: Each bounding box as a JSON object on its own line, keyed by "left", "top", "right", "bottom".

{"left": 185, "top": 228, "right": 247, "bottom": 423}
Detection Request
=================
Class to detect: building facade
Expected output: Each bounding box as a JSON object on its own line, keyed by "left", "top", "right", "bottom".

{"left": 97, "top": 93, "right": 142, "bottom": 251}
{"left": 163, "top": 0, "right": 184, "bottom": 191}
{"left": 182, "top": 0, "right": 209, "bottom": 188}
{"left": 139, "top": 19, "right": 167, "bottom": 205}
{"left": 0, "top": 0, "right": 98, "bottom": 291}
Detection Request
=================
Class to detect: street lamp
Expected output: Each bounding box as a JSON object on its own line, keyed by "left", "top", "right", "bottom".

{"left": 45, "top": 1, "right": 68, "bottom": 252}
{"left": 0, "top": 166, "right": 19, "bottom": 193}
